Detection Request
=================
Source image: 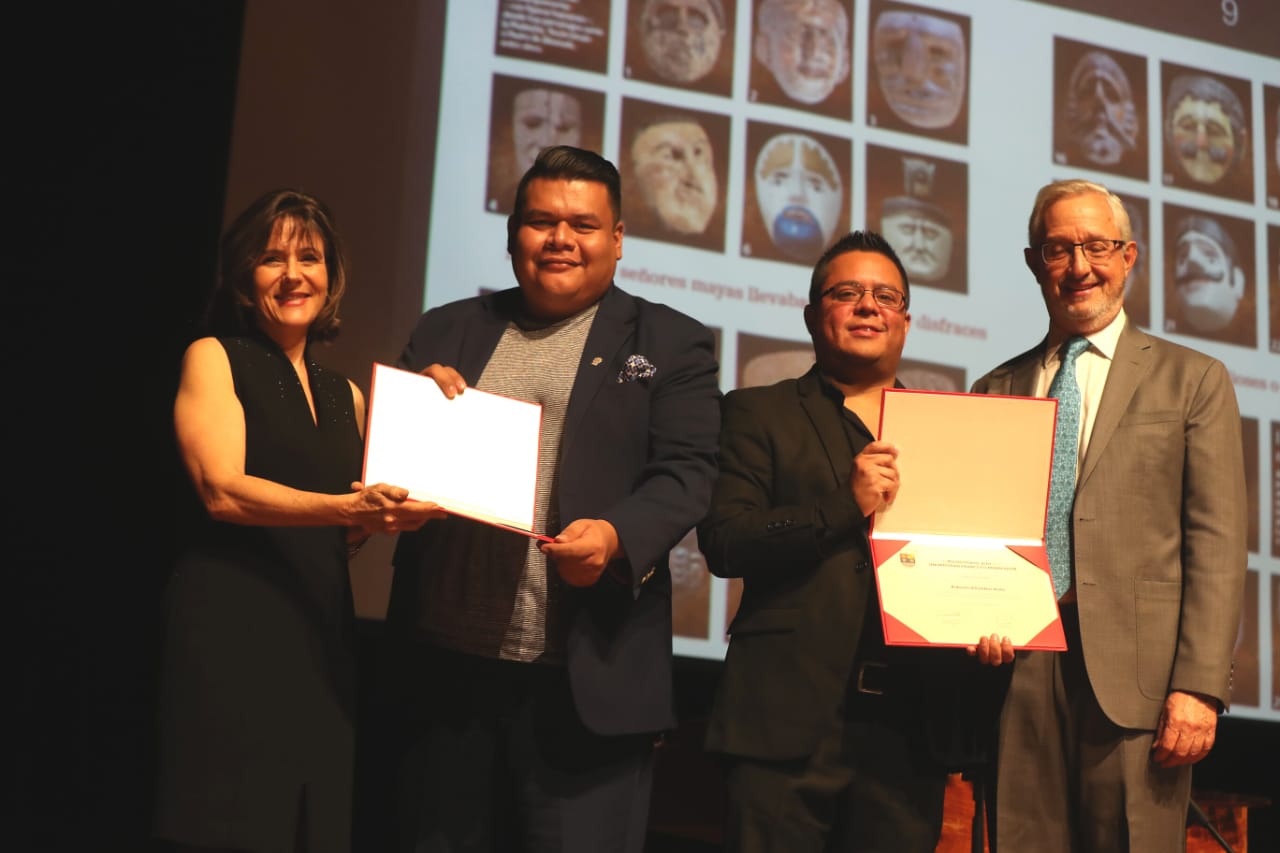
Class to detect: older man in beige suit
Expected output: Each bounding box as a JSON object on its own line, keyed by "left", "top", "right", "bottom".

{"left": 971, "top": 178, "right": 1246, "bottom": 852}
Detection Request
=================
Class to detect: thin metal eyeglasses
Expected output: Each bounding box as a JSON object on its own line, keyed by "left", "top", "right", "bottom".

{"left": 1038, "top": 239, "right": 1126, "bottom": 265}
{"left": 818, "top": 284, "right": 908, "bottom": 310}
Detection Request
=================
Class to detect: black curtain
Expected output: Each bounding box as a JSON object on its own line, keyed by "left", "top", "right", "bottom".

{"left": 12, "top": 7, "right": 244, "bottom": 851}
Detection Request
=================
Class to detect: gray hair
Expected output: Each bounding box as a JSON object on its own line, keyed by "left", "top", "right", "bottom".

{"left": 1026, "top": 178, "right": 1132, "bottom": 246}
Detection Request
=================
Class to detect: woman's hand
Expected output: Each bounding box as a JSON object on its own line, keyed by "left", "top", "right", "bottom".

{"left": 347, "top": 481, "right": 447, "bottom": 534}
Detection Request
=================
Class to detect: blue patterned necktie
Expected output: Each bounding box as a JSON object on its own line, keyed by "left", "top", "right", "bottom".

{"left": 1045, "top": 336, "right": 1089, "bottom": 599}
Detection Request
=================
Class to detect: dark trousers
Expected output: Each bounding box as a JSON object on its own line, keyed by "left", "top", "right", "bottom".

{"left": 721, "top": 661, "right": 952, "bottom": 853}
{"left": 391, "top": 647, "right": 656, "bottom": 853}
{"left": 995, "top": 605, "right": 1191, "bottom": 853}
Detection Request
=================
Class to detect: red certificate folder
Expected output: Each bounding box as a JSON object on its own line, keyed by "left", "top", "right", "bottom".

{"left": 870, "top": 389, "right": 1066, "bottom": 650}
{"left": 361, "top": 363, "right": 552, "bottom": 541}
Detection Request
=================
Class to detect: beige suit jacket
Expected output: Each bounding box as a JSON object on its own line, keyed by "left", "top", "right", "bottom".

{"left": 971, "top": 320, "right": 1247, "bottom": 729}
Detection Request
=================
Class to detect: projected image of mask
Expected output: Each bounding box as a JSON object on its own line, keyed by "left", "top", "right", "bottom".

{"left": 1172, "top": 216, "right": 1246, "bottom": 333}
{"left": 1274, "top": 104, "right": 1279, "bottom": 173}
{"left": 872, "top": 10, "right": 966, "bottom": 130}
{"left": 669, "top": 529, "right": 710, "bottom": 638}
{"left": 1117, "top": 196, "right": 1149, "bottom": 327}
{"left": 639, "top": 0, "right": 726, "bottom": 84}
{"left": 1064, "top": 50, "right": 1139, "bottom": 167}
{"left": 741, "top": 348, "right": 813, "bottom": 388}
{"left": 754, "top": 0, "right": 850, "bottom": 106}
{"left": 631, "top": 119, "right": 718, "bottom": 235}
{"left": 1274, "top": 229, "right": 1280, "bottom": 355}
{"left": 755, "top": 133, "right": 844, "bottom": 262}
{"left": 896, "top": 366, "right": 960, "bottom": 392}
{"left": 1121, "top": 202, "right": 1146, "bottom": 302}
{"left": 1171, "top": 98, "right": 1237, "bottom": 184}
{"left": 512, "top": 89, "right": 583, "bottom": 175}
{"left": 1164, "top": 75, "right": 1245, "bottom": 186}
{"left": 670, "top": 532, "right": 709, "bottom": 589}
{"left": 877, "top": 156, "right": 952, "bottom": 284}
{"left": 881, "top": 206, "right": 951, "bottom": 283}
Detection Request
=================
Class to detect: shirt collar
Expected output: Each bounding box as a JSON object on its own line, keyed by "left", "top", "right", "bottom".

{"left": 1041, "top": 309, "right": 1126, "bottom": 369}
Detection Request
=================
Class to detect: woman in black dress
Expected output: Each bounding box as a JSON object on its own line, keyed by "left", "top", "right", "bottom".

{"left": 154, "top": 189, "right": 441, "bottom": 853}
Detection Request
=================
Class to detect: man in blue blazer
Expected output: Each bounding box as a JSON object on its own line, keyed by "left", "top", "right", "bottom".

{"left": 381, "top": 146, "right": 721, "bottom": 853}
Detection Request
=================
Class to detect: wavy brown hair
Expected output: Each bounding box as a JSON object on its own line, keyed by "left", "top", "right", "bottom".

{"left": 205, "top": 188, "right": 349, "bottom": 342}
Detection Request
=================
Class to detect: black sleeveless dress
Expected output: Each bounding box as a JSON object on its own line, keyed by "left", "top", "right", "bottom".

{"left": 154, "top": 334, "right": 363, "bottom": 853}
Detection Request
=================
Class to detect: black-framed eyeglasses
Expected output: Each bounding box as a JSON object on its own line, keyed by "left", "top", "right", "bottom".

{"left": 1037, "top": 239, "right": 1126, "bottom": 265}
{"left": 818, "top": 284, "right": 907, "bottom": 310}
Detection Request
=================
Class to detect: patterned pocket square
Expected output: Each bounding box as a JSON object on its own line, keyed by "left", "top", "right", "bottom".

{"left": 617, "top": 354, "right": 657, "bottom": 383}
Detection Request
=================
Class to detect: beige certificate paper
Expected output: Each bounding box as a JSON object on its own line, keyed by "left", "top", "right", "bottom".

{"left": 871, "top": 389, "right": 1066, "bottom": 650}
{"left": 361, "top": 363, "right": 550, "bottom": 540}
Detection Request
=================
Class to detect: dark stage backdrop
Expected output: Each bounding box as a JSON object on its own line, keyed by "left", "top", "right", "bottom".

{"left": 16, "top": 6, "right": 245, "bottom": 852}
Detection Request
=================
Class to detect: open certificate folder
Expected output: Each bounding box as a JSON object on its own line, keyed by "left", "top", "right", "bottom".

{"left": 870, "top": 389, "right": 1066, "bottom": 651}
{"left": 361, "top": 363, "right": 551, "bottom": 541}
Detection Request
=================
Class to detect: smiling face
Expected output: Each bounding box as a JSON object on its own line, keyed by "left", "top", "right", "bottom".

{"left": 1025, "top": 191, "right": 1136, "bottom": 337}
{"left": 873, "top": 10, "right": 966, "bottom": 129}
{"left": 631, "top": 119, "right": 718, "bottom": 234}
{"left": 1174, "top": 227, "right": 1245, "bottom": 332}
{"left": 509, "top": 177, "right": 623, "bottom": 321}
{"left": 252, "top": 217, "right": 329, "bottom": 339}
{"left": 756, "top": 0, "right": 850, "bottom": 105}
{"left": 803, "top": 249, "right": 910, "bottom": 383}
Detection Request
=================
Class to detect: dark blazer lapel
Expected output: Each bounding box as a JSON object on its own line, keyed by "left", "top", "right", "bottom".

{"left": 975, "top": 344, "right": 1042, "bottom": 398}
{"left": 458, "top": 289, "right": 518, "bottom": 384}
{"left": 796, "top": 368, "right": 855, "bottom": 488}
{"left": 1078, "top": 320, "right": 1152, "bottom": 489}
{"left": 560, "top": 285, "right": 634, "bottom": 453}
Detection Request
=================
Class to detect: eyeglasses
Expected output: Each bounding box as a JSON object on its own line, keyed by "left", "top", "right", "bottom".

{"left": 818, "top": 284, "right": 907, "bottom": 310}
{"left": 1038, "top": 240, "right": 1126, "bottom": 265}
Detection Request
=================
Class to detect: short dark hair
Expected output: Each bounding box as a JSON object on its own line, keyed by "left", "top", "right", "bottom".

{"left": 507, "top": 146, "right": 622, "bottom": 253}
{"left": 1173, "top": 214, "right": 1240, "bottom": 268}
{"left": 880, "top": 195, "right": 950, "bottom": 227}
{"left": 808, "top": 230, "right": 911, "bottom": 308}
{"left": 207, "top": 188, "right": 348, "bottom": 342}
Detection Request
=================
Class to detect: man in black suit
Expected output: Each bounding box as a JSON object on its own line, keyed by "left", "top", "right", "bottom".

{"left": 382, "top": 145, "right": 722, "bottom": 853}
{"left": 699, "top": 230, "right": 1009, "bottom": 852}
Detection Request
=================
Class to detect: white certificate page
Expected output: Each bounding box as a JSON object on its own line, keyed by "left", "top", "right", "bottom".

{"left": 875, "top": 539, "right": 1061, "bottom": 647}
{"left": 361, "top": 363, "right": 544, "bottom": 537}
